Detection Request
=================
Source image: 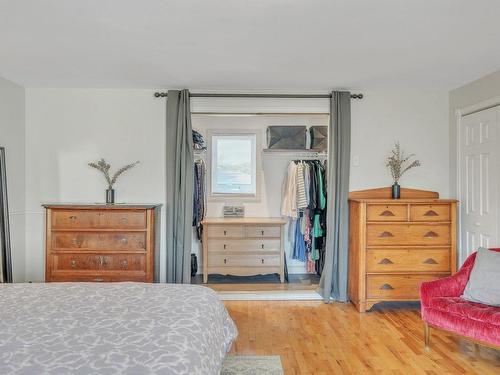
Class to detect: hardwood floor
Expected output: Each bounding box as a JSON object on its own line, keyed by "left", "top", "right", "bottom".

{"left": 224, "top": 301, "right": 500, "bottom": 374}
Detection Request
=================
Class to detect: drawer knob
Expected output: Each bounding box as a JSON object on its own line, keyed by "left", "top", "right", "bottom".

{"left": 223, "top": 230, "right": 227, "bottom": 236}
{"left": 223, "top": 244, "right": 227, "bottom": 250}
{"left": 120, "top": 217, "right": 129, "bottom": 223}
{"left": 71, "top": 259, "right": 77, "bottom": 268}
{"left": 261, "top": 259, "right": 264, "bottom": 264}
{"left": 379, "top": 231, "right": 394, "bottom": 238}
{"left": 424, "top": 210, "right": 438, "bottom": 217}
{"left": 261, "top": 244, "right": 264, "bottom": 249}
{"left": 378, "top": 258, "right": 394, "bottom": 265}
{"left": 423, "top": 258, "right": 438, "bottom": 264}
{"left": 69, "top": 215, "right": 77, "bottom": 220}
{"left": 261, "top": 230, "right": 265, "bottom": 235}
{"left": 121, "top": 259, "right": 129, "bottom": 268}
{"left": 379, "top": 283, "right": 394, "bottom": 290}
{"left": 224, "top": 258, "right": 227, "bottom": 264}
{"left": 120, "top": 238, "right": 128, "bottom": 244}
{"left": 96, "top": 256, "right": 108, "bottom": 266}
{"left": 423, "top": 231, "right": 439, "bottom": 238}
{"left": 380, "top": 210, "right": 395, "bottom": 217}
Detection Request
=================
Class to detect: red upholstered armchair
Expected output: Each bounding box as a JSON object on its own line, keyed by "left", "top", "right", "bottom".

{"left": 420, "top": 249, "right": 500, "bottom": 349}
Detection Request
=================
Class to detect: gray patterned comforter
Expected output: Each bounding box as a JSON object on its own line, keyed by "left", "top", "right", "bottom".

{"left": 0, "top": 283, "right": 237, "bottom": 374}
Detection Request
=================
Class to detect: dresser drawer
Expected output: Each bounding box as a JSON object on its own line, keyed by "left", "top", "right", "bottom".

{"left": 366, "top": 224, "right": 451, "bottom": 246}
{"left": 52, "top": 210, "right": 100, "bottom": 229}
{"left": 366, "top": 204, "right": 407, "bottom": 222}
{"left": 245, "top": 226, "right": 281, "bottom": 238}
{"left": 52, "top": 232, "right": 147, "bottom": 251}
{"left": 366, "top": 249, "right": 450, "bottom": 273}
{"left": 410, "top": 204, "right": 450, "bottom": 222}
{"left": 408, "top": 224, "right": 450, "bottom": 245}
{"left": 208, "top": 239, "right": 281, "bottom": 252}
{"left": 366, "top": 274, "right": 444, "bottom": 299}
{"left": 208, "top": 254, "right": 281, "bottom": 267}
{"left": 52, "top": 210, "right": 147, "bottom": 229}
{"left": 53, "top": 253, "right": 146, "bottom": 271}
{"left": 207, "top": 225, "right": 244, "bottom": 238}
{"left": 98, "top": 211, "right": 147, "bottom": 228}
{"left": 49, "top": 274, "right": 147, "bottom": 282}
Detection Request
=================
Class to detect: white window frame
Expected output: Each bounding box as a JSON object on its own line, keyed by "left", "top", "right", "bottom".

{"left": 207, "top": 129, "right": 262, "bottom": 202}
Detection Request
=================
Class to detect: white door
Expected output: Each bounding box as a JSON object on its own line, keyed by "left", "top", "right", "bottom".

{"left": 459, "top": 106, "right": 499, "bottom": 264}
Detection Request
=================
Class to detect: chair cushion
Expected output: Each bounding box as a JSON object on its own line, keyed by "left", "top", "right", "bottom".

{"left": 425, "top": 296, "right": 500, "bottom": 346}
{"left": 462, "top": 247, "right": 500, "bottom": 306}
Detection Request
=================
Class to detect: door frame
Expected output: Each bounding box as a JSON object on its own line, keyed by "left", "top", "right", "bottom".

{"left": 455, "top": 96, "right": 500, "bottom": 264}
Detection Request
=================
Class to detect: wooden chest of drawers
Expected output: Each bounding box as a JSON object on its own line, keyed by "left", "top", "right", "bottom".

{"left": 201, "top": 218, "right": 286, "bottom": 283}
{"left": 348, "top": 188, "right": 457, "bottom": 312}
{"left": 44, "top": 204, "right": 161, "bottom": 282}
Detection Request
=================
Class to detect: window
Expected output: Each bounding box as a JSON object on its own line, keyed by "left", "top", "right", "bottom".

{"left": 210, "top": 133, "right": 257, "bottom": 197}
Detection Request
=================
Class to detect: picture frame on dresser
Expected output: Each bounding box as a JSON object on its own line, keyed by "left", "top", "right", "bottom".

{"left": 0, "top": 147, "right": 13, "bottom": 283}
{"left": 348, "top": 187, "right": 457, "bottom": 312}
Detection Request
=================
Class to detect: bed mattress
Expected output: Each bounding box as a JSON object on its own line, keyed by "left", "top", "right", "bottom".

{"left": 0, "top": 282, "right": 237, "bottom": 374}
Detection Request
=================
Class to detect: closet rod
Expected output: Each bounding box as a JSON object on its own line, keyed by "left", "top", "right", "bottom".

{"left": 154, "top": 92, "right": 363, "bottom": 99}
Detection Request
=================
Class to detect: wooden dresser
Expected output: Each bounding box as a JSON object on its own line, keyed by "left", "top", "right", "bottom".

{"left": 44, "top": 204, "right": 161, "bottom": 282}
{"left": 201, "top": 217, "right": 286, "bottom": 283}
{"left": 348, "top": 188, "right": 457, "bottom": 312}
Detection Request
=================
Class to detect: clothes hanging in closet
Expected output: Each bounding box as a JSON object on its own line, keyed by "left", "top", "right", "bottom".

{"left": 281, "top": 159, "right": 327, "bottom": 275}
{"left": 193, "top": 159, "right": 206, "bottom": 240}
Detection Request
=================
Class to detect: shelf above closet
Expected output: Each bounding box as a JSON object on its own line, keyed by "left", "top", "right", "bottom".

{"left": 262, "top": 149, "right": 328, "bottom": 158}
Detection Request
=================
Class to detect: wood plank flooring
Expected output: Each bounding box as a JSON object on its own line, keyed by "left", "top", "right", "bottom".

{"left": 224, "top": 301, "right": 500, "bottom": 374}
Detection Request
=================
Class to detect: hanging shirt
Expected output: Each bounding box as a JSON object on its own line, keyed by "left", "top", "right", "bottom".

{"left": 303, "top": 162, "right": 311, "bottom": 207}
{"left": 281, "top": 162, "right": 298, "bottom": 218}
{"left": 296, "top": 162, "right": 307, "bottom": 210}
{"left": 292, "top": 218, "right": 307, "bottom": 262}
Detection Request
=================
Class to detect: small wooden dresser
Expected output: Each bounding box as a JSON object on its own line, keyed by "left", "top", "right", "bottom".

{"left": 348, "top": 188, "right": 457, "bottom": 312}
{"left": 44, "top": 204, "right": 161, "bottom": 282}
{"left": 201, "top": 217, "right": 286, "bottom": 283}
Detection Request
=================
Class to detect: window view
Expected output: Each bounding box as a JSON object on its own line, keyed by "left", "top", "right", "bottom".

{"left": 211, "top": 133, "right": 257, "bottom": 196}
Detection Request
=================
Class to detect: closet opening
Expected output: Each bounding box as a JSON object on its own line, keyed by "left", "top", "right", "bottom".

{"left": 191, "top": 113, "right": 329, "bottom": 297}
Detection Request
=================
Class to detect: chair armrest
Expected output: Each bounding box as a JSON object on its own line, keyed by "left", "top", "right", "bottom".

{"left": 420, "top": 275, "right": 464, "bottom": 307}
{"left": 420, "top": 252, "right": 478, "bottom": 309}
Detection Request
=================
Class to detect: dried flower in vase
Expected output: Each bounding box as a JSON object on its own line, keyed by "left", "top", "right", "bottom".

{"left": 88, "top": 159, "right": 139, "bottom": 205}
{"left": 386, "top": 142, "right": 421, "bottom": 184}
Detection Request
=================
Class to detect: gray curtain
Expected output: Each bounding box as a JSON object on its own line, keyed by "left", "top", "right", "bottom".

{"left": 165, "top": 90, "right": 194, "bottom": 283}
{"left": 319, "top": 91, "right": 351, "bottom": 302}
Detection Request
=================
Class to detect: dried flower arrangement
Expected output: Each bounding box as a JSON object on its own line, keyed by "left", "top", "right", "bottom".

{"left": 88, "top": 158, "right": 140, "bottom": 189}
{"left": 386, "top": 142, "right": 421, "bottom": 184}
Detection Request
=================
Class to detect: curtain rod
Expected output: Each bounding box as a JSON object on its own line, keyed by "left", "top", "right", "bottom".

{"left": 153, "top": 92, "right": 363, "bottom": 99}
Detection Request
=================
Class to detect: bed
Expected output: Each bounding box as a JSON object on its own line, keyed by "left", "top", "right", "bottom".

{"left": 0, "top": 283, "right": 237, "bottom": 374}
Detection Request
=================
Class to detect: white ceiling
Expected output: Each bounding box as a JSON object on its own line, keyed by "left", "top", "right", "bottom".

{"left": 1, "top": 0, "right": 500, "bottom": 90}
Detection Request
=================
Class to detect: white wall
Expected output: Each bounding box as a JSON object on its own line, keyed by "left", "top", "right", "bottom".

{"left": 0, "top": 76, "right": 26, "bottom": 282}
{"left": 25, "top": 89, "right": 165, "bottom": 282}
{"left": 23, "top": 88, "right": 450, "bottom": 281}
{"left": 449, "top": 69, "right": 500, "bottom": 197}
{"left": 350, "top": 90, "right": 449, "bottom": 196}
